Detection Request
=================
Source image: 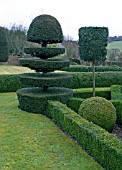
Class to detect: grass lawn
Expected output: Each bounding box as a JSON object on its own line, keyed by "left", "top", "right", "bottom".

{"left": 0, "top": 65, "right": 34, "bottom": 74}
{"left": 0, "top": 92, "right": 104, "bottom": 170}
{"left": 107, "top": 41, "right": 122, "bottom": 51}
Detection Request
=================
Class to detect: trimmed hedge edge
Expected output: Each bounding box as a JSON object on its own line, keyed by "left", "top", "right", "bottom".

{"left": 111, "top": 85, "right": 122, "bottom": 100}
{"left": 46, "top": 100, "right": 122, "bottom": 170}
{"left": 67, "top": 97, "right": 122, "bottom": 124}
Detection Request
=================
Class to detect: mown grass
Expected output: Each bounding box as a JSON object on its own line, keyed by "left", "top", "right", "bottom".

{"left": 0, "top": 92, "right": 104, "bottom": 170}
{"left": 0, "top": 65, "right": 34, "bottom": 74}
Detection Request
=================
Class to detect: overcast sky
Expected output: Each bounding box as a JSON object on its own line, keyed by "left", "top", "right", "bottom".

{"left": 0, "top": 0, "right": 122, "bottom": 40}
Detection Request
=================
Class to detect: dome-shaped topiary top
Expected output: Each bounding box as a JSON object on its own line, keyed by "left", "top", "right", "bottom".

{"left": 27, "top": 14, "right": 63, "bottom": 46}
{"left": 0, "top": 27, "right": 9, "bottom": 62}
{"left": 78, "top": 97, "right": 116, "bottom": 132}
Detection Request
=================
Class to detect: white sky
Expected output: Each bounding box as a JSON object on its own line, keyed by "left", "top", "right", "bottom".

{"left": 0, "top": 0, "right": 122, "bottom": 40}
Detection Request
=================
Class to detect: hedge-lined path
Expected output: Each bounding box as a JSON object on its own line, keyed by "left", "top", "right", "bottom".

{"left": 0, "top": 92, "right": 104, "bottom": 170}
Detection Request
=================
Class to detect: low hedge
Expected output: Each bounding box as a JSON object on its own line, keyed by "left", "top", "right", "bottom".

{"left": 111, "top": 85, "right": 122, "bottom": 100}
{"left": 62, "top": 65, "right": 122, "bottom": 72}
{"left": 63, "top": 72, "right": 122, "bottom": 89}
{"left": 111, "top": 100, "right": 122, "bottom": 124}
{"left": 73, "top": 87, "right": 111, "bottom": 99}
{"left": 67, "top": 97, "right": 84, "bottom": 112}
{"left": 46, "top": 101, "right": 122, "bottom": 170}
{"left": 0, "top": 72, "right": 122, "bottom": 92}
{"left": 67, "top": 97, "right": 122, "bottom": 124}
{"left": 0, "top": 74, "right": 25, "bottom": 92}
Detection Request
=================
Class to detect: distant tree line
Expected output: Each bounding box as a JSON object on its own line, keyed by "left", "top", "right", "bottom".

{"left": 3, "top": 24, "right": 35, "bottom": 57}
{"left": 1, "top": 23, "right": 122, "bottom": 65}
{"left": 108, "top": 36, "right": 122, "bottom": 43}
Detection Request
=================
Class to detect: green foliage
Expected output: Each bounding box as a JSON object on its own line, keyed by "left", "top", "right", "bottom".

{"left": 27, "top": 14, "right": 63, "bottom": 45}
{"left": 78, "top": 97, "right": 116, "bottom": 132}
{"left": 0, "top": 27, "right": 9, "bottom": 62}
{"left": 62, "top": 65, "right": 122, "bottom": 72}
{"left": 19, "top": 58, "right": 70, "bottom": 72}
{"left": 67, "top": 97, "right": 84, "bottom": 112}
{"left": 46, "top": 100, "right": 122, "bottom": 170}
{"left": 78, "top": 27, "right": 108, "bottom": 63}
{"left": 62, "top": 72, "right": 122, "bottom": 89}
{"left": 111, "top": 85, "right": 122, "bottom": 100}
{"left": 111, "top": 100, "right": 122, "bottom": 124}
{"left": 0, "top": 74, "right": 26, "bottom": 92}
{"left": 24, "top": 47, "right": 65, "bottom": 59}
{"left": 19, "top": 72, "right": 73, "bottom": 89}
{"left": 17, "top": 87, "right": 73, "bottom": 114}
{"left": 73, "top": 87, "right": 111, "bottom": 99}
{"left": 67, "top": 97, "right": 122, "bottom": 125}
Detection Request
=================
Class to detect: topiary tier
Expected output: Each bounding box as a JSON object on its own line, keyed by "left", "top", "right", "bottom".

{"left": 16, "top": 14, "right": 73, "bottom": 114}
{"left": 17, "top": 87, "right": 73, "bottom": 114}
{"left": 24, "top": 48, "right": 65, "bottom": 59}
{"left": 19, "top": 58, "right": 70, "bottom": 72}
{"left": 19, "top": 72, "right": 72, "bottom": 88}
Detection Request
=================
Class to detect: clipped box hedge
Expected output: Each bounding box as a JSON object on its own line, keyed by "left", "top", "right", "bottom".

{"left": 0, "top": 72, "right": 122, "bottom": 92}
{"left": 73, "top": 87, "right": 111, "bottom": 99}
{"left": 111, "top": 85, "right": 122, "bottom": 100}
{"left": 62, "top": 65, "right": 122, "bottom": 72}
{"left": 0, "top": 74, "right": 25, "bottom": 92}
{"left": 111, "top": 100, "right": 122, "bottom": 124}
{"left": 63, "top": 71, "right": 122, "bottom": 89}
{"left": 67, "top": 97, "right": 122, "bottom": 125}
{"left": 46, "top": 101, "right": 122, "bottom": 170}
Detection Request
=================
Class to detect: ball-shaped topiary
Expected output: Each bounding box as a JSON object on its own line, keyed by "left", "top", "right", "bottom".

{"left": 0, "top": 27, "right": 9, "bottom": 62}
{"left": 27, "top": 14, "right": 63, "bottom": 46}
{"left": 78, "top": 97, "right": 116, "bottom": 132}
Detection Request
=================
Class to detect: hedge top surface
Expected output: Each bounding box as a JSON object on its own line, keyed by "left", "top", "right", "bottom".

{"left": 78, "top": 96, "right": 116, "bottom": 132}
{"left": 27, "top": 14, "right": 63, "bottom": 45}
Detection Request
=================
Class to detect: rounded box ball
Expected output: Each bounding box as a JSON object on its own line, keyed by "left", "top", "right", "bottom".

{"left": 78, "top": 96, "right": 116, "bottom": 132}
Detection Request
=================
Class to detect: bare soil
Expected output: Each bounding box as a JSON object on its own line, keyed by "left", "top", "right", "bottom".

{"left": 112, "top": 124, "right": 122, "bottom": 141}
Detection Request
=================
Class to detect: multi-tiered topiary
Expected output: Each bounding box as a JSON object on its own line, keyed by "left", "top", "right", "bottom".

{"left": 17, "top": 14, "right": 73, "bottom": 114}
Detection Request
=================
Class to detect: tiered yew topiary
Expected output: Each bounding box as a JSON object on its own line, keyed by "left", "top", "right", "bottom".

{"left": 0, "top": 27, "right": 9, "bottom": 62}
{"left": 17, "top": 14, "right": 73, "bottom": 114}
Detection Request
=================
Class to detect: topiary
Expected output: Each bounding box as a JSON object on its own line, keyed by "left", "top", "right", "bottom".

{"left": 27, "top": 14, "right": 63, "bottom": 46}
{"left": 17, "top": 14, "right": 73, "bottom": 114}
{"left": 78, "top": 96, "right": 116, "bottom": 132}
{"left": 0, "top": 27, "right": 9, "bottom": 62}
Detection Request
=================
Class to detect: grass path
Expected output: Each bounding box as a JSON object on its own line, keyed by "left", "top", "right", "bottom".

{"left": 0, "top": 92, "right": 104, "bottom": 170}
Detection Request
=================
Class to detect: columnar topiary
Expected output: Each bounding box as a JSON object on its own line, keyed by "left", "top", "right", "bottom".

{"left": 0, "top": 27, "right": 9, "bottom": 62}
{"left": 78, "top": 27, "right": 109, "bottom": 97}
{"left": 17, "top": 14, "right": 73, "bottom": 114}
{"left": 78, "top": 96, "right": 116, "bottom": 132}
